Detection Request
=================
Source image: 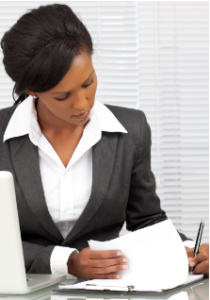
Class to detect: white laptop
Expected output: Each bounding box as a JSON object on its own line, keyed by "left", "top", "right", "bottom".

{"left": 0, "top": 171, "right": 66, "bottom": 294}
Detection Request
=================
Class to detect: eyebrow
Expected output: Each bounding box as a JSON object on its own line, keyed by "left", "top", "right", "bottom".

{"left": 51, "top": 70, "right": 95, "bottom": 95}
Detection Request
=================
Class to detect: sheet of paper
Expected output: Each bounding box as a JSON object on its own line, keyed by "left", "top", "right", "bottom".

{"left": 182, "top": 274, "right": 203, "bottom": 285}
{"left": 89, "top": 220, "right": 188, "bottom": 290}
{"left": 58, "top": 273, "right": 203, "bottom": 293}
{"left": 59, "top": 220, "right": 189, "bottom": 291}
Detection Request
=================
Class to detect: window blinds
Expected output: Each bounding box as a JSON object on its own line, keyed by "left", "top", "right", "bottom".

{"left": 0, "top": 1, "right": 208, "bottom": 243}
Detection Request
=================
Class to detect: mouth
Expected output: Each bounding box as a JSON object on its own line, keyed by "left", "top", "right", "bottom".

{"left": 73, "top": 110, "right": 90, "bottom": 120}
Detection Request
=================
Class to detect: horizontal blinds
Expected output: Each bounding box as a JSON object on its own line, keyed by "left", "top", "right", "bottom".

{"left": 136, "top": 1, "right": 209, "bottom": 242}
{"left": 0, "top": 1, "right": 208, "bottom": 242}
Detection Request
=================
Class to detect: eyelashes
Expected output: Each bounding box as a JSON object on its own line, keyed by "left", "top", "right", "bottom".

{"left": 55, "top": 80, "right": 94, "bottom": 101}
{"left": 55, "top": 93, "right": 70, "bottom": 101}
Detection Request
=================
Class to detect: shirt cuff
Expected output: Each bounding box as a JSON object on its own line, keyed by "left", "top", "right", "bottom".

{"left": 183, "top": 240, "right": 195, "bottom": 248}
{"left": 50, "top": 245, "right": 78, "bottom": 277}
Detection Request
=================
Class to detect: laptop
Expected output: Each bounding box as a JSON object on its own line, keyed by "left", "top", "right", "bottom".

{"left": 0, "top": 171, "right": 66, "bottom": 294}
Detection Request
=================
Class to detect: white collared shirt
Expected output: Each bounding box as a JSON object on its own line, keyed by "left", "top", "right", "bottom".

{"left": 3, "top": 97, "right": 128, "bottom": 276}
{"left": 3, "top": 98, "right": 194, "bottom": 276}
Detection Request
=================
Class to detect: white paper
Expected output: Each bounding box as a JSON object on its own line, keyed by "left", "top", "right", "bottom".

{"left": 59, "top": 220, "right": 190, "bottom": 291}
{"left": 182, "top": 274, "right": 203, "bottom": 285}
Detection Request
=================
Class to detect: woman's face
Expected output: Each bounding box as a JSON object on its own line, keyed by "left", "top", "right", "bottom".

{"left": 27, "top": 51, "right": 97, "bottom": 129}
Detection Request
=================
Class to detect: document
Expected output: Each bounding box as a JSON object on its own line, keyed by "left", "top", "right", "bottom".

{"left": 59, "top": 220, "right": 203, "bottom": 292}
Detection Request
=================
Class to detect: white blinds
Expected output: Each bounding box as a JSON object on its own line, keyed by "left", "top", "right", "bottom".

{"left": 0, "top": 1, "right": 208, "bottom": 243}
{"left": 135, "top": 1, "right": 209, "bottom": 243}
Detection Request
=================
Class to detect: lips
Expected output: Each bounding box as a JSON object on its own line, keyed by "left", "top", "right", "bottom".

{"left": 73, "top": 110, "right": 90, "bottom": 120}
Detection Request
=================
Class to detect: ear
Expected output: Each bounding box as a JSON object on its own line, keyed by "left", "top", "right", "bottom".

{"left": 25, "top": 89, "right": 38, "bottom": 98}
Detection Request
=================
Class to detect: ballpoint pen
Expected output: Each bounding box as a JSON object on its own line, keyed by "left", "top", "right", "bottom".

{"left": 190, "top": 219, "right": 205, "bottom": 274}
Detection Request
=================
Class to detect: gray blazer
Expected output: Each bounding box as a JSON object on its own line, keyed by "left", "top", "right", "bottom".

{"left": 0, "top": 103, "right": 189, "bottom": 274}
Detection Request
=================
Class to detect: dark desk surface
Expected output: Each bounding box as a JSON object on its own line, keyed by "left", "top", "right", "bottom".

{"left": 0, "top": 278, "right": 209, "bottom": 300}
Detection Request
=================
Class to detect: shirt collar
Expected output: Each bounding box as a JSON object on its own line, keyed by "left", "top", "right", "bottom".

{"left": 3, "top": 98, "right": 127, "bottom": 143}
{"left": 92, "top": 101, "right": 127, "bottom": 133}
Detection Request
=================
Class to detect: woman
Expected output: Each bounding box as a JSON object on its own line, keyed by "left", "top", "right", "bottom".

{"left": 0, "top": 4, "right": 208, "bottom": 279}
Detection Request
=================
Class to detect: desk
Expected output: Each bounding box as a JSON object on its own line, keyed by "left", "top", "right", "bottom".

{"left": 0, "top": 278, "right": 208, "bottom": 300}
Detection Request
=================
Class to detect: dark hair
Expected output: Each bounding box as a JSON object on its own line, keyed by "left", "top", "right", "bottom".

{"left": 1, "top": 4, "right": 93, "bottom": 105}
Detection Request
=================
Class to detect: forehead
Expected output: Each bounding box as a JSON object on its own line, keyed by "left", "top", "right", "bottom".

{"left": 49, "top": 51, "right": 93, "bottom": 93}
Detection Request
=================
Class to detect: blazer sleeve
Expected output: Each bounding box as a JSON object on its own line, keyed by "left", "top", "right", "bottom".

{"left": 22, "top": 241, "right": 55, "bottom": 273}
{"left": 125, "top": 111, "right": 191, "bottom": 242}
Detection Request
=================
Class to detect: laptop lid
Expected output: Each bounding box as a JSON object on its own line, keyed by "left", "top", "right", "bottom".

{"left": 0, "top": 171, "right": 66, "bottom": 294}
{"left": 0, "top": 171, "right": 29, "bottom": 293}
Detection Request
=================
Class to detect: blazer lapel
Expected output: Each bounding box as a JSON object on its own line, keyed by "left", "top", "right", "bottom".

{"left": 64, "top": 132, "right": 119, "bottom": 243}
{"left": 9, "top": 135, "right": 63, "bottom": 242}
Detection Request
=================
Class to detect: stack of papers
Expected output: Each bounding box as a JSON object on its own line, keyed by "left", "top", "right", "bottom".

{"left": 59, "top": 220, "right": 203, "bottom": 292}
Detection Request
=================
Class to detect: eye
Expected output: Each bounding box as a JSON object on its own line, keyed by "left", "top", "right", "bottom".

{"left": 54, "top": 80, "right": 93, "bottom": 101}
{"left": 55, "top": 93, "right": 69, "bottom": 101}
{"left": 83, "top": 80, "right": 93, "bottom": 88}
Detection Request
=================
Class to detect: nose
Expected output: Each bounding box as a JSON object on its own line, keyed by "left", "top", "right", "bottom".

{"left": 72, "top": 89, "right": 89, "bottom": 112}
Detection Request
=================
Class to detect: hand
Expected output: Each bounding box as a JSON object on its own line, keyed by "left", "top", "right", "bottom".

{"left": 67, "top": 247, "right": 129, "bottom": 280}
{"left": 185, "top": 244, "right": 209, "bottom": 278}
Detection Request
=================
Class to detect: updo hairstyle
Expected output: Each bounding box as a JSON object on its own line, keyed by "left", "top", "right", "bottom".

{"left": 1, "top": 4, "right": 93, "bottom": 105}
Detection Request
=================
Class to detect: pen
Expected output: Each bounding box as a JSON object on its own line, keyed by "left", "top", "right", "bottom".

{"left": 190, "top": 219, "right": 204, "bottom": 274}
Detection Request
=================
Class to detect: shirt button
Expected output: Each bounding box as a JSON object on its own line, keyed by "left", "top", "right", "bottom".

{"left": 60, "top": 222, "right": 65, "bottom": 227}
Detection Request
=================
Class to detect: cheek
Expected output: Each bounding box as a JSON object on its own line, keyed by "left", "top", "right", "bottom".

{"left": 89, "top": 80, "right": 97, "bottom": 97}
{"left": 44, "top": 98, "right": 69, "bottom": 117}
{"left": 54, "top": 103, "right": 71, "bottom": 118}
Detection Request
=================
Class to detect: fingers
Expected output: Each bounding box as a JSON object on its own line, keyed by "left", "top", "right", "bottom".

{"left": 189, "top": 252, "right": 208, "bottom": 267}
{"left": 89, "top": 256, "right": 128, "bottom": 267}
{"left": 187, "top": 244, "right": 209, "bottom": 278}
{"left": 89, "top": 250, "right": 123, "bottom": 259}
{"left": 92, "top": 263, "right": 128, "bottom": 275}
{"left": 193, "top": 260, "right": 209, "bottom": 275}
{"left": 75, "top": 248, "right": 129, "bottom": 280}
{"left": 91, "top": 273, "right": 122, "bottom": 279}
{"left": 88, "top": 264, "right": 129, "bottom": 280}
{"left": 185, "top": 247, "right": 194, "bottom": 258}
